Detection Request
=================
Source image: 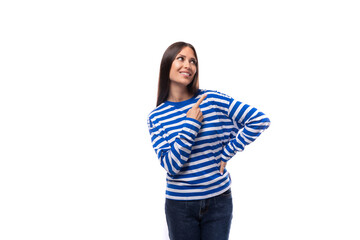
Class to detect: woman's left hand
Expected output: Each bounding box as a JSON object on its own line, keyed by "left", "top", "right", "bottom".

{"left": 220, "top": 161, "right": 227, "bottom": 175}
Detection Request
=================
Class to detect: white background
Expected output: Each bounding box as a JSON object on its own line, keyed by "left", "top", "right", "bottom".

{"left": 1, "top": 0, "right": 359, "bottom": 239}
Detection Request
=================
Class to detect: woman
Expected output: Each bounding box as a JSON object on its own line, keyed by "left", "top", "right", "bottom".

{"left": 147, "top": 41, "right": 271, "bottom": 240}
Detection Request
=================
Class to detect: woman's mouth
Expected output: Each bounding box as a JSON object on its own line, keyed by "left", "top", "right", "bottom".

{"left": 180, "top": 71, "right": 191, "bottom": 77}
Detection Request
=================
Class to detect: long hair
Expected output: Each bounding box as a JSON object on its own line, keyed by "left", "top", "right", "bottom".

{"left": 156, "top": 42, "right": 199, "bottom": 107}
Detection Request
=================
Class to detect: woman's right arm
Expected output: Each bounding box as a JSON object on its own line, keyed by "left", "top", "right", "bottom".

{"left": 147, "top": 95, "right": 206, "bottom": 176}
{"left": 147, "top": 117, "right": 202, "bottom": 176}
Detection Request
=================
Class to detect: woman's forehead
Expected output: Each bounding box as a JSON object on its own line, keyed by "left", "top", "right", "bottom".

{"left": 177, "top": 47, "right": 196, "bottom": 59}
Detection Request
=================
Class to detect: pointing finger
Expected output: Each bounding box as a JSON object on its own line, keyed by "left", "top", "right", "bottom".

{"left": 193, "top": 94, "right": 207, "bottom": 108}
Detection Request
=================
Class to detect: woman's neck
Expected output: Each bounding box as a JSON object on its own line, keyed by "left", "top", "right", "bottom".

{"left": 167, "top": 83, "right": 192, "bottom": 102}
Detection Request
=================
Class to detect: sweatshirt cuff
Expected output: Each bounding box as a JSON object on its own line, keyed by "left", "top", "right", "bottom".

{"left": 179, "top": 118, "right": 202, "bottom": 142}
{"left": 185, "top": 117, "right": 201, "bottom": 125}
{"left": 220, "top": 144, "right": 236, "bottom": 162}
{"left": 184, "top": 117, "right": 202, "bottom": 131}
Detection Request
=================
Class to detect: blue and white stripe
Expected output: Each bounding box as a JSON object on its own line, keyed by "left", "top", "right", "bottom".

{"left": 147, "top": 89, "right": 270, "bottom": 200}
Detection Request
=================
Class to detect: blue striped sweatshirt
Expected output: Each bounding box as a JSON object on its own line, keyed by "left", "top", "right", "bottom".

{"left": 147, "top": 89, "right": 271, "bottom": 200}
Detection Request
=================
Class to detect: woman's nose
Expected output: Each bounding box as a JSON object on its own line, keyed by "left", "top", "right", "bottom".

{"left": 184, "top": 60, "right": 191, "bottom": 68}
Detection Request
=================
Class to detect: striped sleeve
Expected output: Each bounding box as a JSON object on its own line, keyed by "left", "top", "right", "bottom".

{"left": 220, "top": 95, "right": 271, "bottom": 162}
{"left": 147, "top": 117, "right": 202, "bottom": 176}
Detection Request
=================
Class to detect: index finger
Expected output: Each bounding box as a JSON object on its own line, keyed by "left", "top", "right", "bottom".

{"left": 193, "top": 94, "right": 207, "bottom": 108}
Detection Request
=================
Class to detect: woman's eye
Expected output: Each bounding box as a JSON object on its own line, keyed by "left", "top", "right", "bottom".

{"left": 177, "top": 57, "right": 184, "bottom": 61}
{"left": 191, "top": 60, "right": 197, "bottom": 64}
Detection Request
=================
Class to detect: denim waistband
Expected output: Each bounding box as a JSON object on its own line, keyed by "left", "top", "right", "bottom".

{"left": 216, "top": 188, "right": 231, "bottom": 198}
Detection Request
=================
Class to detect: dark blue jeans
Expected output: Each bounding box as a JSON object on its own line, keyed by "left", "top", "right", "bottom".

{"left": 165, "top": 189, "right": 233, "bottom": 240}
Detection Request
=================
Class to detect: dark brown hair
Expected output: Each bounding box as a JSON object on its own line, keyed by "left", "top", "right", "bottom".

{"left": 156, "top": 42, "right": 199, "bottom": 106}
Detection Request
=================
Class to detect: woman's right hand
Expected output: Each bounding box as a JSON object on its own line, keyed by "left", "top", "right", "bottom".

{"left": 186, "top": 94, "right": 207, "bottom": 122}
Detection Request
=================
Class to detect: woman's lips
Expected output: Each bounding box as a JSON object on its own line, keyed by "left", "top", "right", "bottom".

{"left": 180, "top": 72, "right": 191, "bottom": 78}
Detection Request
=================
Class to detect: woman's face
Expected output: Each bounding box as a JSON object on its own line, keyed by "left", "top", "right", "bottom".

{"left": 169, "top": 46, "right": 197, "bottom": 87}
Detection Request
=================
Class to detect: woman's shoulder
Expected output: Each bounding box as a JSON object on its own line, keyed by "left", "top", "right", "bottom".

{"left": 200, "top": 89, "right": 233, "bottom": 100}
{"left": 147, "top": 102, "right": 171, "bottom": 124}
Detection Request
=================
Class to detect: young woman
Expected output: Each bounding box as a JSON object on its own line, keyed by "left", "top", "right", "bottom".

{"left": 147, "top": 41, "right": 271, "bottom": 240}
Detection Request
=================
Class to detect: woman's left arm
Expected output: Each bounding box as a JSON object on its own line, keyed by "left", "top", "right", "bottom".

{"left": 220, "top": 97, "right": 271, "bottom": 162}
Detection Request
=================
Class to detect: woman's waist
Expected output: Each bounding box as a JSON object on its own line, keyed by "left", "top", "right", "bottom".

{"left": 166, "top": 169, "right": 229, "bottom": 187}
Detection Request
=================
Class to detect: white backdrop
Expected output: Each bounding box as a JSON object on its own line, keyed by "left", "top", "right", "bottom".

{"left": 1, "top": 0, "right": 359, "bottom": 239}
